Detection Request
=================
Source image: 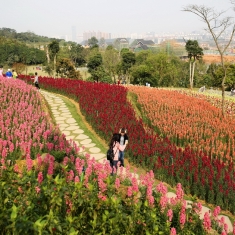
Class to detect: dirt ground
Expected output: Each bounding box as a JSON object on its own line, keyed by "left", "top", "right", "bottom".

{"left": 203, "top": 55, "right": 235, "bottom": 64}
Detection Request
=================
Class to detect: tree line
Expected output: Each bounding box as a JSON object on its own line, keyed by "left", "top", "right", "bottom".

{"left": 1, "top": 27, "right": 235, "bottom": 90}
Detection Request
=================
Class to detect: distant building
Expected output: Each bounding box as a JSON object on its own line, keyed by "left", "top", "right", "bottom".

{"left": 72, "top": 26, "right": 77, "bottom": 42}
{"left": 130, "top": 39, "right": 155, "bottom": 51}
{"left": 113, "top": 38, "right": 129, "bottom": 51}
{"left": 83, "top": 31, "right": 111, "bottom": 41}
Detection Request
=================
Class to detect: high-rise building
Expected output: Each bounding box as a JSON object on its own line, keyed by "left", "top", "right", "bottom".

{"left": 83, "top": 31, "right": 111, "bottom": 41}
{"left": 72, "top": 26, "right": 77, "bottom": 42}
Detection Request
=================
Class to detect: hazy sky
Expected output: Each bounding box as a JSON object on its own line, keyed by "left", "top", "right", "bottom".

{"left": 1, "top": 0, "right": 234, "bottom": 38}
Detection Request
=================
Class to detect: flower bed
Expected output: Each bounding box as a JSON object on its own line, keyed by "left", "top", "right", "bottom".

{"left": 1, "top": 77, "right": 231, "bottom": 234}
{"left": 18, "top": 75, "right": 235, "bottom": 215}
{"left": 0, "top": 77, "right": 78, "bottom": 164}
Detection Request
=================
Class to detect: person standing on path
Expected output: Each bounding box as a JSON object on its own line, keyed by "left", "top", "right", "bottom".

{"left": 31, "top": 72, "right": 40, "bottom": 90}
{"left": 5, "top": 69, "right": 13, "bottom": 78}
{"left": 12, "top": 70, "right": 18, "bottom": 79}
{"left": 0, "top": 66, "right": 3, "bottom": 78}
{"left": 118, "top": 128, "right": 128, "bottom": 167}
{"left": 109, "top": 133, "right": 126, "bottom": 175}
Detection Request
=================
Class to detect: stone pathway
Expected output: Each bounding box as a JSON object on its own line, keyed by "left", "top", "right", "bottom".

{"left": 41, "top": 90, "right": 106, "bottom": 161}
{"left": 41, "top": 90, "right": 233, "bottom": 233}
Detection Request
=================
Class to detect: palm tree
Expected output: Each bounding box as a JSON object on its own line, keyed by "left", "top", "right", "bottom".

{"left": 48, "top": 40, "right": 60, "bottom": 77}
{"left": 185, "top": 40, "right": 203, "bottom": 89}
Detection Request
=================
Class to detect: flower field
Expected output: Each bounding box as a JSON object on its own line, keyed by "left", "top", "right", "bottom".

{"left": 18, "top": 75, "right": 235, "bottom": 215}
{"left": 1, "top": 77, "right": 231, "bottom": 234}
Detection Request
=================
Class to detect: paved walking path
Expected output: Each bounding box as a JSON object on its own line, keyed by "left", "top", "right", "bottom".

{"left": 41, "top": 90, "right": 233, "bottom": 233}
{"left": 41, "top": 90, "right": 106, "bottom": 162}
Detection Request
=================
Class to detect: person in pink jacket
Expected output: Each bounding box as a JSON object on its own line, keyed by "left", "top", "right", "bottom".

{"left": 109, "top": 133, "right": 126, "bottom": 175}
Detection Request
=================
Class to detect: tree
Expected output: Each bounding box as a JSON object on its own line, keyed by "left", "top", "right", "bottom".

{"left": 185, "top": 40, "right": 203, "bottom": 89}
{"left": 130, "top": 64, "right": 154, "bottom": 85}
{"left": 88, "top": 37, "right": 99, "bottom": 49}
{"left": 120, "top": 51, "right": 136, "bottom": 83}
{"left": 69, "top": 43, "right": 86, "bottom": 67}
{"left": 146, "top": 52, "right": 169, "bottom": 86}
{"left": 183, "top": 4, "right": 235, "bottom": 116}
{"left": 12, "top": 63, "right": 26, "bottom": 74}
{"left": 103, "top": 47, "right": 120, "bottom": 83}
{"left": 56, "top": 58, "right": 81, "bottom": 79}
{"left": 87, "top": 53, "right": 103, "bottom": 82}
{"left": 135, "top": 50, "right": 152, "bottom": 65}
{"left": 99, "top": 37, "right": 105, "bottom": 49}
{"left": 48, "top": 40, "right": 60, "bottom": 77}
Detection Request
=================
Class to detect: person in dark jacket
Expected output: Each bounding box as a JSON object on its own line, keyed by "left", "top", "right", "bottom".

{"left": 118, "top": 128, "right": 128, "bottom": 167}
{"left": 109, "top": 133, "right": 126, "bottom": 175}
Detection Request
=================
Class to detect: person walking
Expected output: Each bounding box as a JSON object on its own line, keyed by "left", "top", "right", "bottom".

{"left": 0, "top": 66, "right": 3, "bottom": 78}
{"left": 5, "top": 69, "right": 13, "bottom": 78}
{"left": 118, "top": 128, "right": 129, "bottom": 167}
{"left": 12, "top": 70, "right": 18, "bottom": 79}
{"left": 31, "top": 72, "right": 40, "bottom": 90}
{"left": 109, "top": 133, "right": 126, "bottom": 175}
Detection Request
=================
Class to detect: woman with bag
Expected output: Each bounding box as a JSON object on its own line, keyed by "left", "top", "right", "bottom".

{"left": 31, "top": 72, "right": 40, "bottom": 90}
{"left": 108, "top": 133, "right": 126, "bottom": 175}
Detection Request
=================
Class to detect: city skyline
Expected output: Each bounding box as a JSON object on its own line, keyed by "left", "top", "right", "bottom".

{"left": 1, "top": 0, "right": 234, "bottom": 42}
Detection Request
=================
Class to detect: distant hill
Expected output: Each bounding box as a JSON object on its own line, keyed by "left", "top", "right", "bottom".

{"left": 0, "top": 27, "right": 64, "bottom": 45}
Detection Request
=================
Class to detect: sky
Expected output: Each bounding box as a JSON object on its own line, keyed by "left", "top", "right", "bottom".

{"left": 1, "top": 0, "right": 234, "bottom": 39}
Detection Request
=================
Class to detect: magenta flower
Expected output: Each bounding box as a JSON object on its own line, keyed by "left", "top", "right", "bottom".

{"left": 167, "top": 209, "right": 173, "bottom": 222}
{"left": 203, "top": 212, "right": 211, "bottom": 231}
{"left": 156, "top": 182, "right": 168, "bottom": 195}
{"left": 127, "top": 186, "right": 133, "bottom": 197}
{"left": 35, "top": 186, "right": 41, "bottom": 194}
{"left": 170, "top": 227, "right": 176, "bottom": 235}
{"left": 176, "top": 183, "right": 184, "bottom": 200}
{"left": 26, "top": 153, "right": 33, "bottom": 171}
{"left": 180, "top": 205, "right": 186, "bottom": 226}
{"left": 74, "top": 176, "right": 79, "bottom": 183}
{"left": 38, "top": 172, "right": 43, "bottom": 184}
{"left": 213, "top": 206, "right": 221, "bottom": 219}
{"left": 115, "top": 178, "right": 120, "bottom": 190}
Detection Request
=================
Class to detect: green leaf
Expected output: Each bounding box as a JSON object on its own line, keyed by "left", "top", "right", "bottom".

{"left": 4, "top": 198, "right": 8, "bottom": 204}
{"left": 10, "top": 204, "right": 18, "bottom": 220}
{"left": 68, "top": 227, "right": 78, "bottom": 235}
{"left": 54, "top": 174, "right": 60, "bottom": 184}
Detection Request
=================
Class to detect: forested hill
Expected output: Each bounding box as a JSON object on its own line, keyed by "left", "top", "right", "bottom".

{"left": 0, "top": 27, "right": 63, "bottom": 45}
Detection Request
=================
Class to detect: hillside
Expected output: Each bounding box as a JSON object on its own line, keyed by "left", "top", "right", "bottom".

{"left": 0, "top": 27, "right": 65, "bottom": 46}
{"left": 203, "top": 54, "right": 235, "bottom": 64}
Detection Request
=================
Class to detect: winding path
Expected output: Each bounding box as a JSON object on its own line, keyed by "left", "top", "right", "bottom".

{"left": 41, "top": 90, "right": 233, "bottom": 233}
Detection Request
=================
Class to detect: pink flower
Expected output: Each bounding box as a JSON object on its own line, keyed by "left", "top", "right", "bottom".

{"left": 18, "top": 187, "right": 23, "bottom": 193}
{"left": 115, "top": 178, "right": 120, "bottom": 190}
{"left": 67, "top": 170, "right": 74, "bottom": 182}
{"left": 47, "top": 155, "right": 54, "bottom": 175}
{"left": 127, "top": 186, "right": 133, "bottom": 197}
{"left": 35, "top": 186, "right": 41, "bottom": 194}
{"left": 156, "top": 182, "right": 167, "bottom": 195}
{"left": 160, "top": 195, "right": 168, "bottom": 210}
{"left": 180, "top": 205, "right": 186, "bottom": 226}
{"left": 131, "top": 177, "right": 139, "bottom": 193}
{"left": 38, "top": 172, "right": 43, "bottom": 184}
{"left": 213, "top": 206, "right": 221, "bottom": 219}
{"left": 176, "top": 183, "right": 184, "bottom": 200}
{"left": 233, "top": 221, "right": 235, "bottom": 235}
{"left": 203, "top": 212, "right": 211, "bottom": 231}
{"left": 224, "top": 223, "right": 228, "bottom": 233}
{"left": 167, "top": 209, "right": 173, "bottom": 222}
{"left": 170, "top": 227, "right": 176, "bottom": 235}
{"left": 74, "top": 176, "right": 79, "bottom": 183}
{"left": 26, "top": 153, "right": 33, "bottom": 171}
{"left": 98, "top": 192, "right": 107, "bottom": 201}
